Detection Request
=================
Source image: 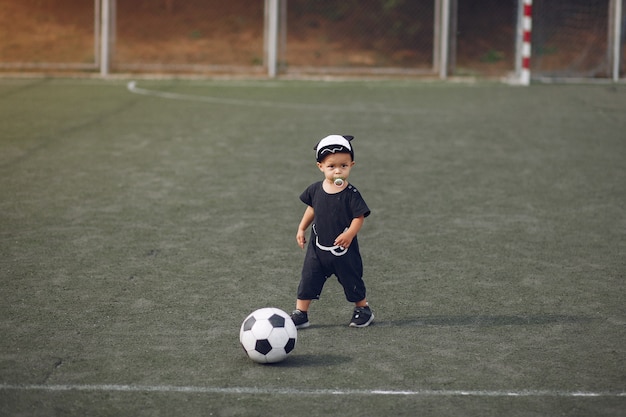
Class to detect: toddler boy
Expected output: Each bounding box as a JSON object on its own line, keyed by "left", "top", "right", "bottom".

{"left": 291, "top": 135, "right": 373, "bottom": 328}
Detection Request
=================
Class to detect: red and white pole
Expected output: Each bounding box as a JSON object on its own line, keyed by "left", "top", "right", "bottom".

{"left": 520, "top": 0, "right": 532, "bottom": 85}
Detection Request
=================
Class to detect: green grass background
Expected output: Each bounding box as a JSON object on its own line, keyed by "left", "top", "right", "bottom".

{"left": 0, "top": 78, "right": 625, "bottom": 416}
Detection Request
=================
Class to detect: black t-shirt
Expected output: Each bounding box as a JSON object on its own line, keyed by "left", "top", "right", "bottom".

{"left": 300, "top": 181, "right": 371, "bottom": 247}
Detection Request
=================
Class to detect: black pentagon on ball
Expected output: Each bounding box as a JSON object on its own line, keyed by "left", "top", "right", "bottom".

{"left": 243, "top": 316, "right": 256, "bottom": 331}
{"left": 268, "top": 314, "right": 285, "bottom": 328}
{"left": 255, "top": 339, "right": 273, "bottom": 355}
{"left": 285, "top": 338, "right": 296, "bottom": 354}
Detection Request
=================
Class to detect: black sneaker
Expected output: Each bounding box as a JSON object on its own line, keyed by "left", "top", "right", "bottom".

{"left": 290, "top": 309, "right": 310, "bottom": 329}
{"left": 349, "top": 306, "right": 374, "bottom": 328}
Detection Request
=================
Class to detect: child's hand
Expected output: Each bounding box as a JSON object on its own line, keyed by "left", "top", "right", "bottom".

{"left": 334, "top": 232, "right": 355, "bottom": 249}
{"left": 334, "top": 216, "right": 364, "bottom": 249}
{"left": 296, "top": 229, "right": 307, "bottom": 249}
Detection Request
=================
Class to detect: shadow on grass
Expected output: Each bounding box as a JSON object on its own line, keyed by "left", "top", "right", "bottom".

{"left": 305, "top": 314, "right": 594, "bottom": 329}
{"left": 377, "top": 314, "right": 594, "bottom": 327}
{"left": 271, "top": 354, "right": 352, "bottom": 368}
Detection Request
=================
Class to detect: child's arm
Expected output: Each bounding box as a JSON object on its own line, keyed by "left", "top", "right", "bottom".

{"left": 334, "top": 215, "right": 365, "bottom": 249}
{"left": 296, "top": 206, "right": 315, "bottom": 249}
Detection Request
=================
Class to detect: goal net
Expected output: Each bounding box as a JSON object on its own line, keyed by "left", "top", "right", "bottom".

{"left": 531, "top": 0, "right": 621, "bottom": 79}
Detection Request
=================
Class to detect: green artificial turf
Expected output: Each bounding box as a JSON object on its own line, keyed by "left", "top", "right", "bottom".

{"left": 0, "top": 78, "right": 624, "bottom": 416}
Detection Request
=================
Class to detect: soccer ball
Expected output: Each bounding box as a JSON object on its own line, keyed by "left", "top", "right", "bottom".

{"left": 240, "top": 307, "right": 297, "bottom": 364}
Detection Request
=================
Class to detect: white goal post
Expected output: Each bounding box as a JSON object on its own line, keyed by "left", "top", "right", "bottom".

{"left": 610, "top": 0, "right": 624, "bottom": 81}
{"left": 98, "top": 0, "right": 116, "bottom": 77}
{"left": 264, "top": 0, "right": 280, "bottom": 78}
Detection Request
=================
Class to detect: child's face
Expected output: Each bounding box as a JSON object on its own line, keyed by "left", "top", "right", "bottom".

{"left": 317, "top": 152, "right": 355, "bottom": 183}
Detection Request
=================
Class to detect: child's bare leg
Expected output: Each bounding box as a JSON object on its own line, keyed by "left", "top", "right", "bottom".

{"left": 296, "top": 299, "right": 312, "bottom": 312}
{"left": 354, "top": 298, "right": 368, "bottom": 308}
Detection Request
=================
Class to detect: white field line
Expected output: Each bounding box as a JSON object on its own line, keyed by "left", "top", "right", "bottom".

{"left": 126, "top": 81, "right": 424, "bottom": 114}
{"left": 1, "top": 383, "right": 624, "bottom": 398}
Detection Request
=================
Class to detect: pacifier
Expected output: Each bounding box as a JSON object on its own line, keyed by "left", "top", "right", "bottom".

{"left": 333, "top": 178, "right": 345, "bottom": 187}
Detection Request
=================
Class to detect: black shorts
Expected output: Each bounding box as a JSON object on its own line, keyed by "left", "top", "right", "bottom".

{"left": 297, "top": 240, "right": 367, "bottom": 303}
